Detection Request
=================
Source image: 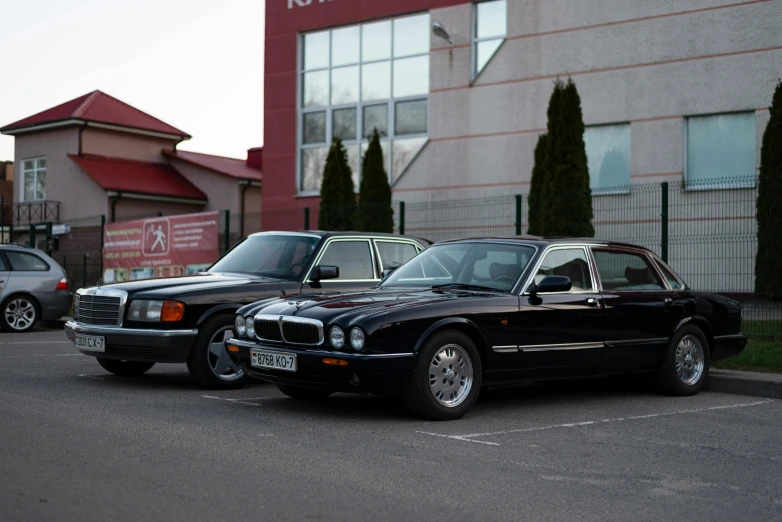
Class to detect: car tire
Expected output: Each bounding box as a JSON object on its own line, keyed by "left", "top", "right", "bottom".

{"left": 404, "top": 329, "right": 482, "bottom": 421}
{"left": 0, "top": 295, "right": 39, "bottom": 332}
{"left": 97, "top": 358, "right": 155, "bottom": 376}
{"left": 654, "top": 325, "right": 710, "bottom": 396}
{"left": 277, "top": 384, "right": 333, "bottom": 401}
{"left": 186, "top": 314, "right": 246, "bottom": 390}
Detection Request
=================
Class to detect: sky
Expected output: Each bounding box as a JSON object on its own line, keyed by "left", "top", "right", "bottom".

{"left": 0, "top": 0, "right": 265, "bottom": 161}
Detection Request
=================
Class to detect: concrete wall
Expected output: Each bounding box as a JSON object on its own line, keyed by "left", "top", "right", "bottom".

{"left": 13, "top": 127, "right": 108, "bottom": 221}
{"left": 81, "top": 127, "right": 179, "bottom": 163}
{"left": 167, "top": 160, "right": 241, "bottom": 213}
{"left": 395, "top": 0, "right": 781, "bottom": 201}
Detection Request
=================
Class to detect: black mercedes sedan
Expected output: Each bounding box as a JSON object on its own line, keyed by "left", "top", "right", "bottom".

{"left": 227, "top": 238, "right": 747, "bottom": 420}
{"left": 65, "top": 231, "right": 428, "bottom": 389}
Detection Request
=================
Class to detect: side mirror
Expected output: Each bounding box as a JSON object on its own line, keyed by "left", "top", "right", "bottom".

{"left": 382, "top": 268, "right": 396, "bottom": 280}
{"left": 529, "top": 275, "right": 571, "bottom": 295}
{"left": 311, "top": 265, "right": 339, "bottom": 281}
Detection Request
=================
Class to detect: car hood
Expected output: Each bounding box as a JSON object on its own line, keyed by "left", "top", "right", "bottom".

{"left": 82, "top": 272, "right": 286, "bottom": 297}
{"left": 250, "top": 287, "right": 502, "bottom": 325}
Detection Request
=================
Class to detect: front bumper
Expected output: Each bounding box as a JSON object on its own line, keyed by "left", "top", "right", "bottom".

{"left": 65, "top": 320, "right": 198, "bottom": 363}
{"left": 712, "top": 334, "right": 749, "bottom": 363}
{"left": 226, "top": 338, "right": 415, "bottom": 396}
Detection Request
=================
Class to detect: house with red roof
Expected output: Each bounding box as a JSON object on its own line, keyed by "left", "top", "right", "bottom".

{"left": 0, "top": 90, "right": 261, "bottom": 257}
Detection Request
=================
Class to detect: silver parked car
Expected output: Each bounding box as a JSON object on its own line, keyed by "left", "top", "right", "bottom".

{"left": 0, "top": 244, "right": 72, "bottom": 332}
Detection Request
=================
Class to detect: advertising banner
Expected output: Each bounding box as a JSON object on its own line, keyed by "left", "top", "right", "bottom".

{"left": 102, "top": 211, "right": 219, "bottom": 283}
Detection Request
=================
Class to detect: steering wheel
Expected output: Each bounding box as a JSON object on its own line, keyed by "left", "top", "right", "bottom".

{"left": 290, "top": 263, "right": 306, "bottom": 275}
{"left": 493, "top": 276, "right": 516, "bottom": 284}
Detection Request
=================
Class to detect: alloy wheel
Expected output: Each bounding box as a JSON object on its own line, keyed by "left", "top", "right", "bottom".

{"left": 675, "top": 334, "right": 705, "bottom": 385}
{"left": 5, "top": 298, "right": 36, "bottom": 331}
{"left": 207, "top": 326, "right": 243, "bottom": 381}
{"left": 428, "top": 343, "right": 473, "bottom": 407}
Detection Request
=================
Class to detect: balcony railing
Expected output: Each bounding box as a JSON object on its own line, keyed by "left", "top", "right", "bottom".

{"left": 10, "top": 201, "right": 61, "bottom": 226}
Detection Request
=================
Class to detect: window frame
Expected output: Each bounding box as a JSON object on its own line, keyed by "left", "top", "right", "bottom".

{"left": 4, "top": 250, "right": 50, "bottom": 272}
{"left": 472, "top": 0, "right": 507, "bottom": 79}
{"left": 652, "top": 256, "right": 686, "bottom": 290}
{"left": 589, "top": 246, "right": 670, "bottom": 293}
{"left": 683, "top": 111, "right": 757, "bottom": 191}
{"left": 584, "top": 122, "right": 632, "bottom": 195}
{"left": 20, "top": 156, "right": 47, "bottom": 202}
{"left": 297, "top": 14, "right": 430, "bottom": 196}
{"left": 373, "top": 238, "right": 424, "bottom": 273}
{"left": 304, "top": 237, "right": 380, "bottom": 282}
{"left": 521, "top": 245, "right": 598, "bottom": 295}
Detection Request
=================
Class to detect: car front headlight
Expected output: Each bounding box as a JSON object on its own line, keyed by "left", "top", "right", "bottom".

{"left": 235, "top": 315, "right": 246, "bottom": 336}
{"left": 350, "top": 327, "right": 365, "bottom": 351}
{"left": 128, "top": 300, "right": 185, "bottom": 322}
{"left": 245, "top": 316, "right": 255, "bottom": 338}
{"left": 330, "top": 326, "right": 345, "bottom": 349}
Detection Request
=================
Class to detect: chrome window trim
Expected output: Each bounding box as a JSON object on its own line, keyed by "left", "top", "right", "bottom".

{"left": 519, "top": 244, "right": 597, "bottom": 296}
{"left": 588, "top": 245, "right": 669, "bottom": 293}
{"left": 650, "top": 255, "right": 687, "bottom": 290}
{"left": 253, "top": 313, "right": 325, "bottom": 346}
{"left": 75, "top": 287, "right": 129, "bottom": 327}
{"left": 247, "top": 231, "right": 322, "bottom": 239}
{"left": 304, "top": 236, "right": 380, "bottom": 282}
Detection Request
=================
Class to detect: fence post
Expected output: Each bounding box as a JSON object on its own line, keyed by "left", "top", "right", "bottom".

{"left": 82, "top": 254, "right": 87, "bottom": 289}
{"left": 29, "top": 223, "right": 36, "bottom": 248}
{"left": 9, "top": 223, "right": 13, "bottom": 244}
{"left": 660, "top": 181, "right": 669, "bottom": 263}
{"left": 223, "top": 209, "right": 230, "bottom": 253}
{"left": 1, "top": 195, "right": 4, "bottom": 242}
{"left": 399, "top": 201, "right": 405, "bottom": 235}
{"left": 157, "top": 212, "right": 163, "bottom": 217}
{"left": 514, "top": 195, "right": 522, "bottom": 235}
{"left": 100, "top": 215, "right": 106, "bottom": 279}
{"left": 304, "top": 207, "right": 310, "bottom": 230}
{"left": 45, "top": 222, "right": 53, "bottom": 256}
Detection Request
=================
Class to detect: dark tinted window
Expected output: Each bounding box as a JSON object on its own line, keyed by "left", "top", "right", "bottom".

{"left": 533, "top": 248, "right": 592, "bottom": 291}
{"left": 593, "top": 249, "right": 665, "bottom": 291}
{"left": 6, "top": 251, "right": 49, "bottom": 271}
{"left": 208, "top": 234, "right": 319, "bottom": 280}
{"left": 375, "top": 241, "right": 419, "bottom": 271}
{"left": 317, "top": 240, "right": 374, "bottom": 280}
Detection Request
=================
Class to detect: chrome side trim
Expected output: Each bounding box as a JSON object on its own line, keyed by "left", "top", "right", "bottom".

{"left": 713, "top": 334, "right": 747, "bottom": 341}
{"left": 604, "top": 338, "right": 667, "bottom": 346}
{"left": 492, "top": 345, "right": 519, "bottom": 353}
{"left": 253, "top": 313, "right": 324, "bottom": 346}
{"left": 65, "top": 321, "right": 197, "bottom": 338}
{"left": 519, "top": 342, "right": 604, "bottom": 352}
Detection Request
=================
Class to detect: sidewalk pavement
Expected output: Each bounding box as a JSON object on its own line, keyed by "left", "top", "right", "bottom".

{"left": 708, "top": 369, "right": 782, "bottom": 399}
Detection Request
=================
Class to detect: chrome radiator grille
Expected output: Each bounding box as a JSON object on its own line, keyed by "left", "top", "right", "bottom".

{"left": 282, "top": 322, "right": 320, "bottom": 344}
{"left": 254, "top": 319, "right": 283, "bottom": 341}
{"left": 75, "top": 295, "right": 121, "bottom": 326}
{"left": 253, "top": 315, "right": 323, "bottom": 345}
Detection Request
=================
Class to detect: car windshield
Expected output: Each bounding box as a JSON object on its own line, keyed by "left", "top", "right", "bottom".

{"left": 381, "top": 242, "right": 536, "bottom": 292}
{"left": 207, "top": 234, "right": 320, "bottom": 280}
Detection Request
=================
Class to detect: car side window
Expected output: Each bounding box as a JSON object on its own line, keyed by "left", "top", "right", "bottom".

{"left": 375, "top": 241, "right": 419, "bottom": 271}
{"left": 592, "top": 250, "right": 665, "bottom": 291}
{"left": 533, "top": 248, "right": 592, "bottom": 291}
{"left": 6, "top": 251, "right": 49, "bottom": 271}
{"left": 317, "top": 240, "right": 375, "bottom": 280}
{"left": 0, "top": 254, "right": 7, "bottom": 271}
{"left": 656, "top": 260, "right": 683, "bottom": 290}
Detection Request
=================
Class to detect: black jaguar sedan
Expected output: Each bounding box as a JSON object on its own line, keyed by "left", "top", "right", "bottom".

{"left": 227, "top": 237, "right": 747, "bottom": 420}
{"left": 65, "top": 231, "right": 428, "bottom": 389}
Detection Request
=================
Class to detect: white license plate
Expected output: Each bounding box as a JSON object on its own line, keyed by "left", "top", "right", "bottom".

{"left": 75, "top": 334, "right": 105, "bottom": 352}
{"left": 250, "top": 349, "right": 297, "bottom": 372}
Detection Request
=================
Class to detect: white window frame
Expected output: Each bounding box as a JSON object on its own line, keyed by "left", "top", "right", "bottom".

{"left": 19, "top": 156, "right": 47, "bottom": 202}
{"left": 472, "top": 0, "right": 507, "bottom": 80}
{"left": 297, "top": 14, "right": 430, "bottom": 197}
{"left": 683, "top": 111, "right": 757, "bottom": 191}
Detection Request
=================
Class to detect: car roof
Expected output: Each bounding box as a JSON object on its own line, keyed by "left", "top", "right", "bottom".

{"left": 248, "top": 231, "right": 431, "bottom": 244}
{"left": 436, "top": 236, "right": 653, "bottom": 252}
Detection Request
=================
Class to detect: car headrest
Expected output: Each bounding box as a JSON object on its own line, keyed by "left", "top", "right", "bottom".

{"left": 489, "top": 262, "right": 521, "bottom": 280}
{"left": 625, "top": 266, "right": 653, "bottom": 284}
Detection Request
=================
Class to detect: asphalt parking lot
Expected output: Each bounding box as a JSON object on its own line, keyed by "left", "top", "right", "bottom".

{"left": 2, "top": 329, "right": 781, "bottom": 522}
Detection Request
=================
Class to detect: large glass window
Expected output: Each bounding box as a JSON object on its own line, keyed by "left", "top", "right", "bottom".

{"left": 473, "top": 0, "right": 507, "bottom": 76}
{"left": 531, "top": 248, "right": 592, "bottom": 292}
{"left": 21, "top": 157, "right": 46, "bottom": 201}
{"left": 316, "top": 240, "right": 375, "bottom": 280}
{"left": 592, "top": 249, "right": 665, "bottom": 291}
{"left": 208, "top": 234, "right": 319, "bottom": 281}
{"left": 585, "top": 124, "right": 631, "bottom": 193}
{"left": 685, "top": 112, "right": 756, "bottom": 188}
{"left": 299, "top": 13, "right": 430, "bottom": 193}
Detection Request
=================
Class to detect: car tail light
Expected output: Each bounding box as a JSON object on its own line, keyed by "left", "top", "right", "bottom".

{"left": 56, "top": 278, "right": 68, "bottom": 291}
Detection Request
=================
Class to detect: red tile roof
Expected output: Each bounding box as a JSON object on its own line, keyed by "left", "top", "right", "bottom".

{"left": 1, "top": 91, "right": 189, "bottom": 137}
{"left": 163, "top": 149, "right": 262, "bottom": 181}
{"left": 68, "top": 154, "right": 206, "bottom": 201}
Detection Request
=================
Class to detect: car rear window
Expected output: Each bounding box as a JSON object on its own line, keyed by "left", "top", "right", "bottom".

{"left": 5, "top": 251, "right": 49, "bottom": 271}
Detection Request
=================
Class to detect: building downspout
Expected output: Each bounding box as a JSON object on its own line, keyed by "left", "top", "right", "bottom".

{"left": 239, "top": 181, "right": 251, "bottom": 238}
{"left": 77, "top": 122, "right": 88, "bottom": 156}
{"left": 110, "top": 193, "right": 122, "bottom": 223}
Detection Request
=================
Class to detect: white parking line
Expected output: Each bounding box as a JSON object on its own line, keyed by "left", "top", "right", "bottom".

{"left": 0, "top": 353, "right": 82, "bottom": 358}
{"left": 202, "top": 395, "right": 277, "bottom": 407}
{"left": 0, "top": 341, "right": 71, "bottom": 345}
{"left": 78, "top": 374, "right": 105, "bottom": 380}
{"left": 417, "top": 399, "right": 774, "bottom": 446}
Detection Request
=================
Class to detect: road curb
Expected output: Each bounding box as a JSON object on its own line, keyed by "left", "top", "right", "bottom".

{"left": 708, "top": 369, "right": 782, "bottom": 399}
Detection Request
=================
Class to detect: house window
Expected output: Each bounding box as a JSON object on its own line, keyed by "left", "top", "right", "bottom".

{"left": 473, "top": 0, "right": 506, "bottom": 76}
{"left": 299, "top": 13, "right": 430, "bottom": 194}
{"left": 585, "top": 124, "right": 631, "bottom": 192}
{"left": 685, "top": 112, "right": 756, "bottom": 188}
{"left": 20, "top": 157, "right": 46, "bottom": 201}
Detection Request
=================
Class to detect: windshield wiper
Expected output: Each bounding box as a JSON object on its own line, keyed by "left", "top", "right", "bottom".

{"left": 431, "top": 283, "right": 500, "bottom": 292}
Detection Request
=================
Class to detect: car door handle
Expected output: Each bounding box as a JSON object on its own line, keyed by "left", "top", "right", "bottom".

{"left": 664, "top": 297, "right": 674, "bottom": 305}
{"left": 586, "top": 298, "right": 599, "bottom": 307}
